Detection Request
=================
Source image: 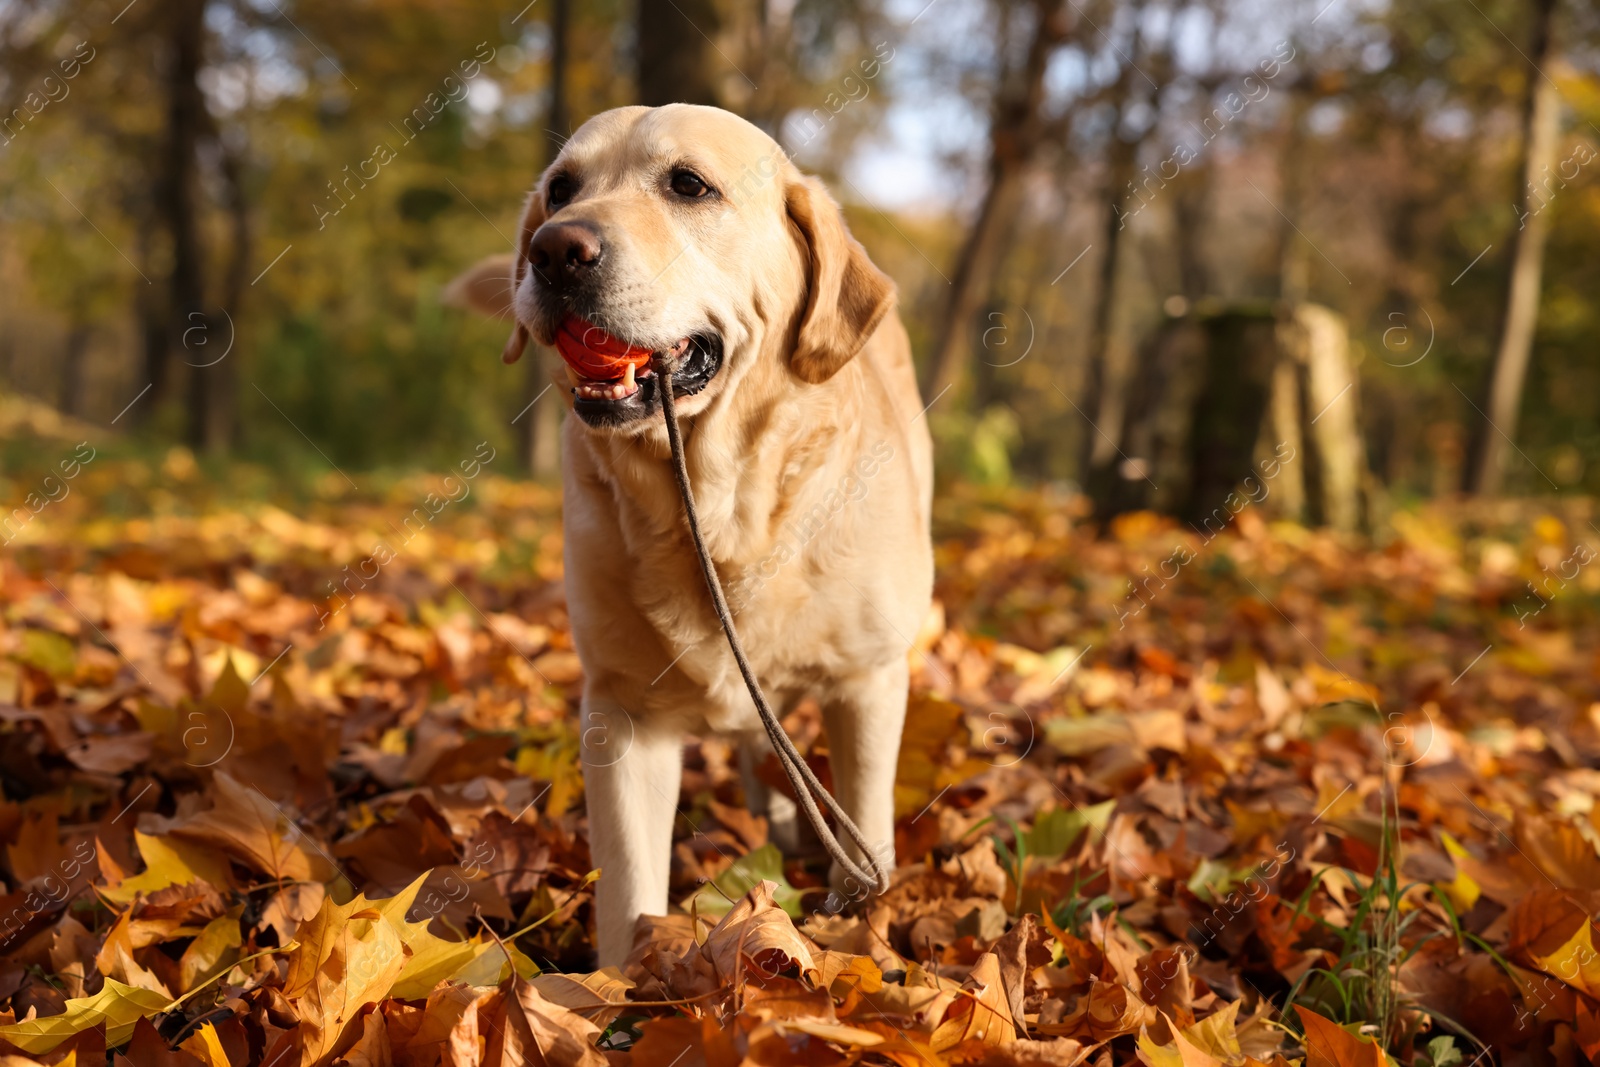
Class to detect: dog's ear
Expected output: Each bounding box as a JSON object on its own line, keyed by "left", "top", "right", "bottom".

{"left": 492, "top": 183, "right": 550, "bottom": 364}
{"left": 784, "top": 174, "right": 895, "bottom": 384}
{"left": 443, "top": 253, "right": 517, "bottom": 319}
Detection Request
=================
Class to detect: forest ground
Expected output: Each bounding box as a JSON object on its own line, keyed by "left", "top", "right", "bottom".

{"left": 0, "top": 424, "right": 1597, "bottom": 1066}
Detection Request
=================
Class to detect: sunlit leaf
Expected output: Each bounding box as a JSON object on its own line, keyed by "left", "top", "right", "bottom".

{"left": 679, "top": 843, "right": 803, "bottom": 919}
{"left": 0, "top": 979, "right": 170, "bottom": 1053}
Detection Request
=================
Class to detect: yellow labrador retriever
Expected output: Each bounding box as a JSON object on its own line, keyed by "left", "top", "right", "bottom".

{"left": 450, "top": 104, "right": 932, "bottom": 966}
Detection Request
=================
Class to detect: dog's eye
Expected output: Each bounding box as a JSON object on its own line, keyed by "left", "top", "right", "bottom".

{"left": 670, "top": 169, "right": 711, "bottom": 199}
{"left": 547, "top": 175, "right": 577, "bottom": 208}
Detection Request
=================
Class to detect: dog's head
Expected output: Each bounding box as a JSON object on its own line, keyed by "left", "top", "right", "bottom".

{"left": 451, "top": 105, "right": 894, "bottom": 430}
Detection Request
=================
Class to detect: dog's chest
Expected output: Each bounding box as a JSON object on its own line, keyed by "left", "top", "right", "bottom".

{"left": 624, "top": 532, "right": 839, "bottom": 731}
{"left": 567, "top": 425, "right": 905, "bottom": 733}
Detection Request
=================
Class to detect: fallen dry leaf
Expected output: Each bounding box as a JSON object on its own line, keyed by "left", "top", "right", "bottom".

{"left": 494, "top": 975, "right": 608, "bottom": 1067}
{"left": 0, "top": 979, "right": 169, "bottom": 1053}
{"left": 1294, "top": 1007, "right": 1385, "bottom": 1067}
{"left": 0, "top": 474, "right": 1593, "bottom": 1066}
{"left": 933, "top": 952, "right": 1017, "bottom": 1051}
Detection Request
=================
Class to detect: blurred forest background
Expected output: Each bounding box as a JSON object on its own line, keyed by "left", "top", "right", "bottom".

{"left": 9, "top": 5, "right": 1600, "bottom": 1062}
{"left": 3, "top": 0, "right": 1599, "bottom": 519}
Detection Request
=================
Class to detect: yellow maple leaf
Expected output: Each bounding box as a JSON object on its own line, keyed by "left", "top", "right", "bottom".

{"left": 178, "top": 912, "right": 244, "bottom": 993}
{"left": 1530, "top": 915, "right": 1600, "bottom": 999}
{"left": 388, "top": 940, "right": 486, "bottom": 1001}
{"left": 1183, "top": 1001, "right": 1245, "bottom": 1061}
{"left": 98, "top": 830, "right": 235, "bottom": 904}
{"left": 282, "top": 878, "right": 424, "bottom": 1063}
{"left": 0, "top": 979, "right": 170, "bottom": 1053}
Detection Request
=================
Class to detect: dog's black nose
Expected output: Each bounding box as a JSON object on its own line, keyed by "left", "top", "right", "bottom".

{"left": 530, "top": 221, "right": 602, "bottom": 288}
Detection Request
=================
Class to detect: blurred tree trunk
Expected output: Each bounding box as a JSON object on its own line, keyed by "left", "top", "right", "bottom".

{"left": 198, "top": 140, "right": 250, "bottom": 455}
{"left": 136, "top": 214, "right": 167, "bottom": 424}
{"left": 59, "top": 326, "right": 91, "bottom": 419}
{"left": 1103, "top": 162, "right": 1210, "bottom": 509}
{"left": 159, "top": 0, "right": 209, "bottom": 449}
{"left": 1171, "top": 170, "right": 1211, "bottom": 303}
{"left": 1264, "top": 89, "right": 1312, "bottom": 522}
{"left": 637, "top": 0, "right": 723, "bottom": 107}
{"left": 921, "top": 169, "right": 1026, "bottom": 400}
{"left": 1264, "top": 86, "right": 1371, "bottom": 529}
{"left": 1080, "top": 31, "right": 1154, "bottom": 507}
{"left": 922, "top": 0, "right": 1071, "bottom": 402}
{"left": 1468, "top": 0, "right": 1559, "bottom": 496}
{"left": 745, "top": 0, "right": 792, "bottom": 135}
{"left": 522, "top": 0, "right": 569, "bottom": 481}
{"left": 1273, "top": 90, "right": 1312, "bottom": 306}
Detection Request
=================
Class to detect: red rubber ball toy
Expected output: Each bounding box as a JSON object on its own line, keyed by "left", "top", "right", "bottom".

{"left": 555, "top": 315, "right": 653, "bottom": 381}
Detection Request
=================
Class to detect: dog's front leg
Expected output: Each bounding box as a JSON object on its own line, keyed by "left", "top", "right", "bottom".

{"left": 580, "top": 693, "right": 682, "bottom": 967}
{"left": 820, "top": 659, "right": 908, "bottom": 899}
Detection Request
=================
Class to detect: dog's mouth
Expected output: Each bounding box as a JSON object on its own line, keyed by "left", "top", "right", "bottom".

{"left": 556, "top": 316, "right": 724, "bottom": 428}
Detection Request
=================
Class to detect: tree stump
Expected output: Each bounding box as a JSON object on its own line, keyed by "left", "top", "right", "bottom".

{"left": 1096, "top": 300, "right": 1366, "bottom": 533}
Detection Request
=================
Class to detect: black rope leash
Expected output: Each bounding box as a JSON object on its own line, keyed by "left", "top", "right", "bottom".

{"left": 654, "top": 358, "right": 891, "bottom": 899}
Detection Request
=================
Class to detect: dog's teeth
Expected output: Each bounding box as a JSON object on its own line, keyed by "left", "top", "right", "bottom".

{"left": 571, "top": 372, "right": 645, "bottom": 402}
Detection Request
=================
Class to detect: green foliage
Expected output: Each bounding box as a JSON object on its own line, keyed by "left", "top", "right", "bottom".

{"left": 932, "top": 405, "right": 1023, "bottom": 488}
{"left": 1026, "top": 800, "right": 1114, "bottom": 861}
{"left": 680, "top": 843, "right": 805, "bottom": 919}
{"left": 0, "top": 0, "right": 891, "bottom": 472}
{"left": 2, "top": 0, "right": 1599, "bottom": 496}
{"left": 1280, "top": 787, "right": 1484, "bottom": 1058}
